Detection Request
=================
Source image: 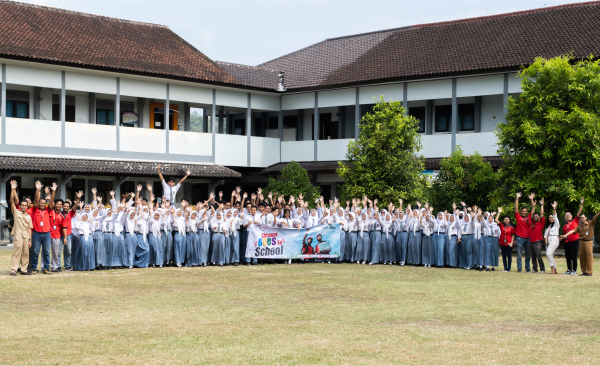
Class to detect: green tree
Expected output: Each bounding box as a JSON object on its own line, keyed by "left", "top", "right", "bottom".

{"left": 429, "top": 146, "right": 498, "bottom": 211}
{"left": 263, "top": 161, "right": 321, "bottom": 208}
{"left": 495, "top": 55, "right": 600, "bottom": 214}
{"left": 337, "top": 97, "right": 426, "bottom": 207}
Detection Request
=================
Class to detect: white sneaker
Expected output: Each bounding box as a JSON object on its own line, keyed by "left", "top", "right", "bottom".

{"left": 357, "top": 260, "right": 360, "bottom": 264}
{"left": 288, "top": 259, "right": 292, "bottom": 265}
{"left": 400, "top": 261, "right": 405, "bottom": 266}
{"left": 177, "top": 263, "right": 182, "bottom": 267}
{"left": 389, "top": 262, "right": 392, "bottom": 265}
{"left": 424, "top": 264, "right": 427, "bottom": 267}
{"left": 159, "top": 265, "right": 163, "bottom": 268}
{"left": 128, "top": 265, "right": 133, "bottom": 269}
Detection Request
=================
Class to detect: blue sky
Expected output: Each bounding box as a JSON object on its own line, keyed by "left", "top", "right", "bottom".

{"left": 20, "top": 0, "right": 594, "bottom": 65}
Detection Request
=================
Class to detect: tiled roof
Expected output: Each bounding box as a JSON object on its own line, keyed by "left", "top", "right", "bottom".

{"left": 215, "top": 61, "right": 281, "bottom": 90}
{"left": 0, "top": 156, "right": 241, "bottom": 178}
{"left": 0, "top": 1, "right": 240, "bottom": 86}
{"left": 263, "top": 156, "right": 504, "bottom": 173}
{"left": 259, "top": 1, "right": 600, "bottom": 90}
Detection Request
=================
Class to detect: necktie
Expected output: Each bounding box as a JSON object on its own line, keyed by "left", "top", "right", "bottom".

{"left": 170, "top": 188, "right": 173, "bottom": 201}
{"left": 218, "top": 223, "right": 221, "bottom": 232}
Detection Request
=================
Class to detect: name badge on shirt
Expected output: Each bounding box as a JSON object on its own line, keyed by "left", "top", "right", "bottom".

{"left": 40, "top": 222, "right": 43, "bottom": 227}
{"left": 53, "top": 225, "right": 56, "bottom": 230}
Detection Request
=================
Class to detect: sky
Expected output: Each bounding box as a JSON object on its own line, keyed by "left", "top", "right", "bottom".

{"left": 18, "top": 0, "right": 595, "bottom": 66}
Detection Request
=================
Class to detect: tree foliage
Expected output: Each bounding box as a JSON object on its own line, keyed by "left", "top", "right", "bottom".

{"left": 264, "top": 161, "right": 321, "bottom": 208}
{"left": 495, "top": 55, "right": 600, "bottom": 214}
{"left": 337, "top": 98, "right": 426, "bottom": 207}
{"left": 429, "top": 146, "right": 498, "bottom": 211}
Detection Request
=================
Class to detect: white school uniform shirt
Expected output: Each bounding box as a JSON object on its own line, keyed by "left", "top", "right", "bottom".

{"left": 446, "top": 220, "right": 459, "bottom": 236}
{"left": 162, "top": 180, "right": 181, "bottom": 203}
{"left": 458, "top": 217, "right": 475, "bottom": 238}
{"left": 422, "top": 218, "right": 434, "bottom": 236}
{"left": 279, "top": 217, "right": 297, "bottom": 229}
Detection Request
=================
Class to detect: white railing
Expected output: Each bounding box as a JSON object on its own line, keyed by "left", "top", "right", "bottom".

{"left": 215, "top": 134, "right": 247, "bottom": 167}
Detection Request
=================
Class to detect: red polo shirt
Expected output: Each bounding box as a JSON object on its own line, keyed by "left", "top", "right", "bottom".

{"left": 529, "top": 217, "right": 545, "bottom": 242}
{"left": 499, "top": 224, "right": 515, "bottom": 247}
{"left": 49, "top": 210, "right": 64, "bottom": 239}
{"left": 563, "top": 217, "right": 580, "bottom": 242}
{"left": 61, "top": 210, "right": 75, "bottom": 236}
{"left": 31, "top": 206, "right": 51, "bottom": 233}
{"left": 514, "top": 213, "right": 531, "bottom": 239}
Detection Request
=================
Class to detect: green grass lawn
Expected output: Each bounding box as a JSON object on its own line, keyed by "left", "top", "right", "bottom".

{"left": 0, "top": 250, "right": 598, "bottom": 365}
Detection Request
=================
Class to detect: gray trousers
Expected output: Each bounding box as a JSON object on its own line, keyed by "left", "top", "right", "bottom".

{"left": 51, "top": 237, "right": 62, "bottom": 270}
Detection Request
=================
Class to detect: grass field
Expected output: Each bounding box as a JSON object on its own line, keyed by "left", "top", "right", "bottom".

{"left": 0, "top": 250, "right": 599, "bottom": 365}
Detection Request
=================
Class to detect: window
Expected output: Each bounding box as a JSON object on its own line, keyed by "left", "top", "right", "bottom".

{"left": 5, "top": 90, "right": 29, "bottom": 119}
{"left": 435, "top": 105, "right": 452, "bottom": 132}
{"left": 410, "top": 107, "right": 425, "bottom": 133}
{"left": 435, "top": 104, "right": 475, "bottom": 132}
{"left": 97, "top": 109, "right": 115, "bottom": 125}
{"left": 458, "top": 104, "right": 475, "bottom": 131}
{"left": 52, "top": 94, "right": 76, "bottom": 122}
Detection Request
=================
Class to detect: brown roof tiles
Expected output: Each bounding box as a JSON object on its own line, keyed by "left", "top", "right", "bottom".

{"left": 0, "top": 0, "right": 240, "bottom": 86}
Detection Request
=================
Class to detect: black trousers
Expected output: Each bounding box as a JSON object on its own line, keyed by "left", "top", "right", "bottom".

{"left": 564, "top": 239, "right": 579, "bottom": 272}
{"left": 500, "top": 245, "right": 512, "bottom": 271}
{"left": 530, "top": 240, "right": 545, "bottom": 272}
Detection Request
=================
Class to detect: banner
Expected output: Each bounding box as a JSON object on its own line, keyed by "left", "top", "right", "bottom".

{"left": 245, "top": 224, "right": 341, "bottom": 259}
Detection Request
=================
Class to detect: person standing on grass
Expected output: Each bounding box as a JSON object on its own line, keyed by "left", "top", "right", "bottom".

{"left": 561, "top": 198, "right": 597, "bottom": 277}
{"left": 9, "top": 180, "right": 33, "bottom": 276}
{"left": 497, "top": 207, "right": 515, "bottom": 272}
{"left": 513, "top": 192, "right": 533, "bottom": 272}
{"left": 544, "top": 202, "right": 560, "bottom": 275}
{"left": 29, "top": 181, "right": 56, "bottom": 275}
{"left": 561, "top": 197, "right": 584, "bottom": 275}
{"left": 529, "top": 197, "right": 546, "bottom": 274}
{"left": 157, "top": 164, "right": 191, "bottom": 204}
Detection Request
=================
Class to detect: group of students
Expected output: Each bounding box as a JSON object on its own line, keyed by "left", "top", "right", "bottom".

{"left": 7, "top": 169, "right": 597, "bottom": 277}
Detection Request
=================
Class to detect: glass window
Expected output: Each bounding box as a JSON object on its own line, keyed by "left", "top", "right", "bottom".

{"left": 6, "top": 101, "right": 29, "bottom": 119}
{"left": 410, "top": 107, "right": 426, "bottom": 133}
{"left": 97, "top": 109, "right": 114, "bottom": 125}
{"left": 458, "top": 104, "right": 475, "bottom": 131}
{"left": 435, "top": 105, "right": 452, "bottom": 132}
{"left": 435, "top": 104, "right": 475, "bottom": 132}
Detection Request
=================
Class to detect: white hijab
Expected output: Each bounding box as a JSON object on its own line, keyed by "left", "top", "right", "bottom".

{"left": 126, "top": 209, "right": 136, "bottom": 237}
{"left": 175, "top": 209, "right": 186, "bottom": 237}
{"left": 78, "top": 213, "right": 91, "bottom": 241}
{"left": 150, "top": 211, "right": 162, "bottom": 239}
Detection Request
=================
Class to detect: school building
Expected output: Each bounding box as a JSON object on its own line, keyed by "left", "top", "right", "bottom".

{"left": 0, "top": 0, "right": 598, "bottom": 238}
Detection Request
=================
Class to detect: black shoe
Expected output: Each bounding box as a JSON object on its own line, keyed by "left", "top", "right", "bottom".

{"left": 251, "top": 262, "right": 256, "bottom": 265}
{"left": 486, "top": 268, "right": 490, "bottom": 271}
{"left": 491, "top": 268, "right": 495, "bottom": 271}
{"left": 526, "top": 270, "right": 531, "bottom": 273}
{"left": 10, "top": 272, "right": 17, "bottom": 276}
{"left": 245, "top": 263, "right": 250, "bottom": 266}
{"left": 20, "top": 271, "right": 32, "bottom": 276}
{"left": 219, "top": 264, "right": 223, "bottom": 267}
{"left": 234, "top": 263, "right": 239, "bottom": 266}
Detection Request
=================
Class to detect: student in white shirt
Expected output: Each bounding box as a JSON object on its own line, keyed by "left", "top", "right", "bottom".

{"left": 481, "top": 211, "right": 500, "bottom": 271}
{"left": 446, "top": 212, "right": 460, "bottom": 267}
{"left": 432, "top": 212, "right": 448, "bottom": 267}
{"left": 394, "top": 210, "right": 408, "bottom": 266}
{"left": 544, "top": 201, "right": 560, "bottom": 274}
{"left": 157, "top": 164, "right": 191, "bottom": 205}
{"left": 457, "top": 213, "right": 475, "bottom": 270}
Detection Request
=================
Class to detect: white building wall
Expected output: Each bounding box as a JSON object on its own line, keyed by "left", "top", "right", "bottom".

{"left": 303, "top": 109, "right": 313, "bottom": 141}
{"left": 6, "top": 64, "right": 61, "bottom": 88}
{"left": 74, "top": 95, "right": 89, "bottom": 123}
{"left": 480, "top": 94, "right": 504, "bottom": 133}
{"left": 408, "top": 79, "right": 452, "bottom": 101}
{"left": 282, "top": 93, "right": 314, "bottom": 110}
{"left": 170, "top": 84, "right": 213, "bottom": 104}
{"left": 216, "top": 89, "right": 247, "bottom": 108}
{"left": 251, "top": 93, "right": 279, "bottom": 111}
{"left": 40, "top": 88, "right": 53, "bottom": 121}
{"left": 66, "top": 72, "right": 116, "bottom": 94}
{"left": 359, "top": 83, "right": 403, "bottom": 104}
{"left": 508, "top": 72, "right": 522, "bottom": 93}
{"left": 318, "top": 89, "right": 354, "bottom": 108}
{"left": 457, "top": 74, "right": 504, "bottom": 97}
{"left": 121, "top": 78, "right": 165, "bottom": 99}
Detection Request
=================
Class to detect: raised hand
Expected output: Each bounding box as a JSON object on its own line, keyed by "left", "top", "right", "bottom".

{"left": 243, "top": 192, "right": 248, "bottom": 199}
{"left": 110, "top": 190, "right": 116, "bottom": 198}
{"left": 146, "top": 183, "right": 153, "bottom": 192}
{"left": 540, "top": 198, "right": 544, "bottom": 205}
{"left": 236, "top": 186, "right": 241, "bottom": 193}
{"left": 516, "top": 192, "right": 522, "bottom": 199}
{"left": 150, "top": 194, "right": 156, "bottom": 202}
{"left": 528, "top": 193, "right": 535, "bottom": 201}
{"left": 186, "top": 169, "right": 192, "bottom": 176}
{"left": 76, "top": 190, "right": 84, "bottom": 199}
{"left": 34, "top": 181, "right": 42, "bottom": 191}
{"left": 298, "top": 193, "right": 303, "bottom": 200}
{"left": 581, "top": 197, "right": 585, "bottom": 204}
{"left": 44, "top": 187, "right": 50, "bottom": 195}
{"left": 51, "top": 182, "right": 58, "bottom": 191}
{"left": 91, "top": 187, "right": 97, "bottom": 195}
{"left": 416, "top": 201, "right": 421, "bottom": 208}
{"left": 219, "top": 191, "right": 223, "bottom": 198}
{"left": 97, "top": 197, "right": 102, "bottom": 204}
{"left": 498, "top": 207, "right": 503, "bottom": 213}
{"left": 268, "top": 192, "right": 273, "bottom": 199}
{"left": 460, "top": 201, "right": 466, "bottom": 207}
{"left": 452, "top": 202, "right": 457, "bottom": 210}
{"left": 257, "top": 187, "right": 262, "bottom": 194}
{"left": 137, "top": 184, "right": 143, "bottom": 192}
{"left": 130, "top": 192, "right": 135, "bottom": 199}
{"left": 10, "top": 180, "right": 17, "bottom": 189}
{"left": 78, "top": 201, "right": 84, "bottom": 210}
{"left": 551, "top": 201, "right": 557, "bottom": 209}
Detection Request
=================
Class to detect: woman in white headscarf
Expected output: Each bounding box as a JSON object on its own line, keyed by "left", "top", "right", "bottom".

{"left": 446, "top": 213, "right": 460, "bottom": 267}
{"left": 306, "top": 209, "right": 320, "bottom": 228}
{"left": 133, "top": 206, "right": 150, "bottom": 268}
{"left": 148, "top": 209, "right": 164, "bottom": 268}
{"left": 124, "top": 209, "right": 137, "bottom": 269}
{"left": 433, "top": 212, "right": 448, "bottom": 267}
{"left": 346, "top": 212, "right": 358, "bottom": 263}
{"left": 381, "top": 212, "right": 395, "bottom": 265}
{"left": 457, "top": 212, "right": 475, "bottom": 270}
{"left": 198, "top": 210, "right": 211, "bottom": 267}
{"left": 185, "top": 210, "right": 200, "bottom": 267}
{"left": 101, "top": 208, "right": 119, "bottom": 269}
{"left": 211, "top": 211, "right": 227, "bottom": 267}
{"left": 229, "top": 209, "right": 242, "bottom": 266}
{"left": 482, "top": 211, "right": 500, "bottom": 271}
{"left": 90, "top": 208, "right": 106, "bottom": 270}
{"left": 162, "top": 206, "right": 175, "bottom": 267}
{"left": 421, "top": 212, "right": 434, "bottom": 267}
{"left": 172, "top": 208, "right": 187, "bottom": 267}
{"left": 369, "top": 211, "right": 382, "bottom": 265}
{"left": 394, "top": 210, "right": 408, "bottom": 266}
{"left": 75, "top": 212, "right": 96, "bottom": 271}
{"left": 357, "top": 212, "right": 370, "bottom": 264}
{"left": 406, "top": 209, "right": 423, "bottom": 265}
{"left": 336, "top": 209, "right": 348, "bottom": 263}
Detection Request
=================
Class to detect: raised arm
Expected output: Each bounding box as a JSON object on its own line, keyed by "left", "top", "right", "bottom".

{"left": 178, "top": 169, "right": 191, "bottom": 185}
{"left": 48, "top": 182, "right": 57, "bottom": 209}
{"left": 577, "top": 197, "right": 584, "bottom": 217}
{"left": 529, "top": 193, "right": 536, "bottom": 217}
{"left": 157, "top": 164, "right": 164, "bottom": 182}
{"left": 495, "top": 208, "right": 502, "bottom": 225}
{"left": 540, "top": 198, "right": 544, "bottom": 218}
{"left": 135, "top": 184, "right": 142, "bottom": 208}
{"left": 514, "top": 192, "right": 522, "bottom": 214}
{"left": 33, "top": 180, "right": 42, "bottom": 208}
{"left": 9, "top": 180, "right": 18, "bottom": 213}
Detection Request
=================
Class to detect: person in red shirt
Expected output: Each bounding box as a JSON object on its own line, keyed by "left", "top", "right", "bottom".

{"left": 49, "top": 195, "right": 65, "bottom": 273}
{"left": 513, "top": 192, "right": 534, "bottom": 272}
{"left": 29, "top": 181, "right": 56, "bottom": 274}
{"left": 497, "top": 207, "right": 516, "bottom": 272}
{"left": 529, "top": 198, "right": 546, "bottom": 273}
{"left": 559, "top": 197, "right": 584, "bottom": 275}
{"left": 60, "top": 196, "right": 80, "bottom": 271}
